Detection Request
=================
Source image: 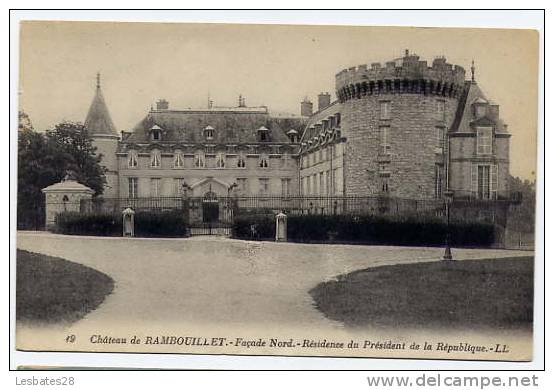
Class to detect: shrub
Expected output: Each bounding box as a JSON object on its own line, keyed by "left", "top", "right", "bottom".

{"left": 232, "top": 214, "right": 275, "bottom": 240}
{"left": 134, "top": 210, "right": 187, "bottom": 237}
{"left": 231, "top": 214, "right": 495, "bottom": 247}
{"left": 55, "top": 210, "right": 187, "bottom": 238}
{"left": 55, "top": 211, "right": 121, "bottom": 236}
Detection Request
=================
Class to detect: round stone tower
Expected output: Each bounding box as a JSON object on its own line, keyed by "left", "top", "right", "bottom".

{"left": 84, "top": 73, "right": 119, "bottom": 198}
{"left": 335, "top": 50, "right": 466, "bottom": 198}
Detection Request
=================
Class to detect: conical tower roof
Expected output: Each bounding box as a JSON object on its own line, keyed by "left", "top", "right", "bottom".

{"left": 84, "top": 73, "right": 117, "bottom": 136}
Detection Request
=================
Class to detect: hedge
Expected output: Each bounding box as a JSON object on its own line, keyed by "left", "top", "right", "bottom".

{"left": 232, "top": 214, "right": 495, "bottom": 247}
{"left": 54, "top": 210, "right": 187, "bottom": 238}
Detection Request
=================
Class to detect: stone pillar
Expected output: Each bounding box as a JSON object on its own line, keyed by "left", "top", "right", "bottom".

{"left": 275, "top": 211, "right": 288, "bottom": 242}
{"left": 41, "top": 179, "right": 95, "bottom": 229}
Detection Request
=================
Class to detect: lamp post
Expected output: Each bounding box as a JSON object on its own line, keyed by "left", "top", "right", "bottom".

{"left": 442, "top": 190, "right": 454, "bottom": 261}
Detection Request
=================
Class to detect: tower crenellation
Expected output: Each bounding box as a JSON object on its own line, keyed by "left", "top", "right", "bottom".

{"left": 335, "top": 51, "right": 466, "bottom": 102}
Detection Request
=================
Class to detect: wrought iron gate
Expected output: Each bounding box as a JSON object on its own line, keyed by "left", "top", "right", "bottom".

{"left": 185, "top": 193, "right": 235, "bottom": 236}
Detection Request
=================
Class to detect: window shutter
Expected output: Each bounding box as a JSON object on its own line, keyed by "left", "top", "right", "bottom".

{"left": 490, "top": 164, "right": 498, "bottom": 199}
{"left": 471, "top": 164, "right": 478, "bottom": 198}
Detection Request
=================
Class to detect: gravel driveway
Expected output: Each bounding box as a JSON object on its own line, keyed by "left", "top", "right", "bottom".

{"left": 16, "top": 231, "right": 532, "bottom": 358}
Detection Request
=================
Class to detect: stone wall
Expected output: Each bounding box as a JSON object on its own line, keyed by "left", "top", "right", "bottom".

{"left": 341, "top": 93, "right": 458, "bottom": 198}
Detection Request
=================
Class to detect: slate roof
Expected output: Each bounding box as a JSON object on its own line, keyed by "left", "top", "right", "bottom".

{"left": 84, "top": 85, "right": 118, "bottom": 136}
{"left": 123, "top": 108, "right": 306, "bottom": 144}
{"left": 450, "top": 81, "right": 508, "bottom": 134}
{"left": 301, "top": 101, "right": 342, "bottom": 142}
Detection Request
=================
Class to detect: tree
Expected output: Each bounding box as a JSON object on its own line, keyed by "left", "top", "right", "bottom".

{"left": 17, "top": 121, "right": 106, "bottom": 229}
{"left": 507, "top": 175, "right": 536, "bottom": 234}
{"left": 45, "top": 122, "right": 106, "bottom": 196}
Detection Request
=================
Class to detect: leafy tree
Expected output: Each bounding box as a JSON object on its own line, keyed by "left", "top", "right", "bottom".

{"left": 507, "top": 174, "right": 536, "bottom": 234}
{"left": 18, "top": 121, "right": 106, "bottom": 229}
{"left": 44, "top": 122, "right": 106, "bottom": 196}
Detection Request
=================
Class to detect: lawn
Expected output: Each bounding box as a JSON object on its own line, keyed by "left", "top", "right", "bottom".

{"left": 310, "top": 257, "right": 534, "bottom": 330}
{"left": 16, "top": 249, "right": 114, "bottom": 325}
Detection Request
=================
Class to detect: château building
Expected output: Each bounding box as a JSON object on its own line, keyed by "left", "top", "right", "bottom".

{"left": 85, "top": 50, "right": 510, "bottom": 202}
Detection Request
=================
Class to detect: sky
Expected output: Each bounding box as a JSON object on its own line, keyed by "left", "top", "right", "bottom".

{"left": 19, "top": 21, "right": 538, "bottom": 180}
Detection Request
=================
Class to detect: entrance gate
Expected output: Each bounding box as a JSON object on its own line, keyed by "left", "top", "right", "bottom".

{"left": 185, "top": 193, "right": 235, "bottom": 236}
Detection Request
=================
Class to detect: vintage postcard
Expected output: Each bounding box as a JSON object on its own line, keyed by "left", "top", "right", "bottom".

{"left": 15, "top": 21, "right": 538, "bottom": 362}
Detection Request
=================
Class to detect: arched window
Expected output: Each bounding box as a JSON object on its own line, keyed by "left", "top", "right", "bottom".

{"left": 204, "top": 125, "right": 214, "bottom": 140}
{"left": 150, "top": 150, "right": 161, "bottom": 168}
{"left": 173, "top": 150, "right": 184, "bottom": 168}
{"left": 150, "top": 125, "right": 163, "bottom": 141}
{"left": 128, "top": 150, "right": 138, "bottom": 168}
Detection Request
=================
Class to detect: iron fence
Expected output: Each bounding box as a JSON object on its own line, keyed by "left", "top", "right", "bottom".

{"left": 79, "top": 195, "right": 518, "bottom": 222}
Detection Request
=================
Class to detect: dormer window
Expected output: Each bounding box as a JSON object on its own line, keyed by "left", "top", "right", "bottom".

{"left": 204, "top": 125, "right": 214, "bottom": 140}
{"left": 128, "top": 150, "right": 138, "bottom": 168}
{"left": 257, "top": 126, "right": 270, "bottom": 142}
{"left": 150, "top": 150, "right": 161, "bottom": 168}
{"left": 150, "top": 125, "right": 163, "bottom": 141}
{"left": 287, "top": 129, "right": 299, "bottom": 143}
{"left": 173, "top": 150, "right": 184, "bottom": 168}
{"left": 473, "top": 97, "right": 489, "bottom": 119}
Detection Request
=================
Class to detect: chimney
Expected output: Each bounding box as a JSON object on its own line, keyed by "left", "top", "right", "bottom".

{"left": 318, "top": 92, "right": 331, "bottom": 111}
{"left": 301, "top": 97, "right": 313, "bottom": 117}
{"left": 238, "top": 94, "right": 246, "bottom": 107}
{"left": 156, "top": 99, "right": 169, "bottom": 110}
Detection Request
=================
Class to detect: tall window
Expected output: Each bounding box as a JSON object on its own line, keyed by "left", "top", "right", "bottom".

{"left": 150, "top": 150, "right": 161, "bottom": 168}
{"left": 194, "top": 151, "right": 205, "bottom": 168}
{"left": 436, "top": 127, "right": 445, "bottom": 151}
{"left": 477, "top": 127, "right": 493, "bottom": 154}
{"left": 259, "top": 154, "right": 269, "bottom": 168}
{"left": 173, "top": 151, "right": 184, "bottom": 168}
{"left": 216, "top": 153, "right": 226, "bottom": 168}
{"left": 128, "top": 177, "right": 138, "bottom": 198}
{"left": 174, "top": 178, "right": 184, "bottom": 196}
{"left": 258, "top": 178, "right": 270, "bottom": 195}
{"left": 281, "top": 152, "right": 289, "bottom": 167}
{"left": 237, "top": 152, "right": 246, "bottom": 168}
{"left": 128, "top": 150, "right": 138, "bottom": 168}
{"left": 380, "top": 101, "right": 391, "bottom": 120}
{"left": 472, "top": 164, "right": 498, "bottom": 200}
{"left": 307, "top": 175, "right": 311, "bottom": 195}
{"left": 381, "top": 177, "right": 390, "bottom": 193}
{"left": 379, "top": 126, "right": 391, "bottom": 155}
{"left": 281, "top": 178, "right": 291, "bottom": 196}
{"left": 434, "top": 165, "right": 443, "bottom": 198}
{"left": 237, "top": 178, "right": 248, "bottom": 194}
{"left": 319, "top": 172, "right": 324, "bottom": 195}
{"left": 150, "top": 178, "right": 161, "bottom": 197}
{"left": 313, "top": 174, "right": 319, "bottom": 195}
{"left": 333, "top": 168, "right": 339, "bottom": 195}
{"left": 436, "top": 100, "right": 446, "bottom": 121}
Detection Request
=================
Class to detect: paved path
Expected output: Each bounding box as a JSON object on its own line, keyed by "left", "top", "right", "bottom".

{"left": 16, "top": 232, "right": 530, "bottom": 332}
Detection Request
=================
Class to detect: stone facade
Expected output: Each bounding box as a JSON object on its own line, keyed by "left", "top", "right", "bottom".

{"left": 41, "top": 179, "right": 94, "bottom": 228}
{"left": 85, "top": 51, "right": 510, "bottom": 202}
{"left": 299, "top": 51, "right": 511, "bottom": 200}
